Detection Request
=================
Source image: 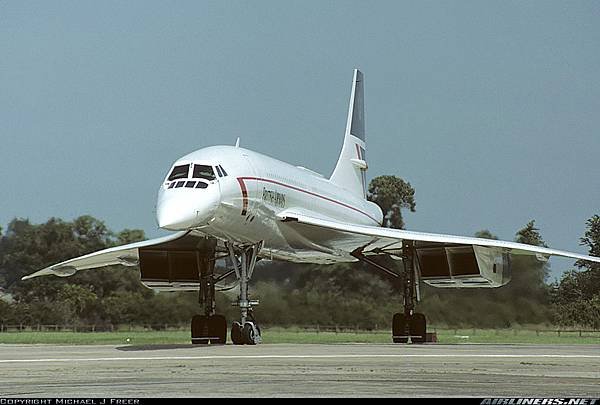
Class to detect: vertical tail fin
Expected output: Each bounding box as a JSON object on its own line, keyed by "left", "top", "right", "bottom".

{"left": 329, "top": 69, "right": 368, "bottom": 198}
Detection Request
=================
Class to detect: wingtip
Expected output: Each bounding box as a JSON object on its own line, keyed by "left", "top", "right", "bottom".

{"left": 21, "top": 268, "right": 53, "bottom": 280}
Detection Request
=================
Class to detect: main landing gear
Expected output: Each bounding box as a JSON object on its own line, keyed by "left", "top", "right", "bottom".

{"left": 190, "top": 241, "right": 263, "bottom": 345}
{"left": 191, "top": 252, "right": 227, "bottom": 345}
{"left": 227, "top": 242, "right": 263, "bottom": 345}
{"left": 352, "top": 240, "right": 427, "bottom": 344}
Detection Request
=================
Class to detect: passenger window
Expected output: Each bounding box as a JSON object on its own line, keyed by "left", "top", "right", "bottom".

{"left": 215, "top": 166, "right": 223, "bottom": 177}
{"left": 196, "top": 181, "right": 208, "bottom": 189}
{"left": 219, "top": 165, "right": 228, "bottom": 176}
{"left": 193, "top": 164, "right": 216, "bottom": 180}
{"left": 185, "top": 181, "right": 196, "bottom": 188}
{"left": 168, "top": 165, "right": 189, "bottom": 181}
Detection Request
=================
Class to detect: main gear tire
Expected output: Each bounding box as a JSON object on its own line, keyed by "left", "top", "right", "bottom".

{"left": 243, "top": 322, "right": 258, "bottom": 345}
{"left": 392, "top": 313, "right": 409, "bottom": 343}
{"left": 410, "top": 312, "right": 427, "bottom": 344}
{"left": 191, "top": 315, "right": 209, "bottom": 345}
{"left": 231, "top": 321, "right": 244, "bottom": 345}
{"left": 207, "top": 315, "right": 227, "bottom": 344}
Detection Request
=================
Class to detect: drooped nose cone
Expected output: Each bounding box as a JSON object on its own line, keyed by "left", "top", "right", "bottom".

{"left": 156, "top": 185, "right": 220, "bottom": 231}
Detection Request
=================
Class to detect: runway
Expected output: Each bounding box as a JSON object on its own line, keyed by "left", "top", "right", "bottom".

{"left": 0, "top": 343, "right": 598, "bottom": 397}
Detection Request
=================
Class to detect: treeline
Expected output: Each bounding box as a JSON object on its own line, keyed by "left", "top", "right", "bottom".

{"left": 0, "top": 214, "right": 598, "bottom": 329}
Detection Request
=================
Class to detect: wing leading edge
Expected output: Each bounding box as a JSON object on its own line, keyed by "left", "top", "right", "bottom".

{"left": 279, "top": 212, "right": 600, "bottom": 288}
{"left": 283, "top": 212, "right": 600, "bottom": 262}
{"left": 21, "top": 231, "right": 190, "bottom": 280}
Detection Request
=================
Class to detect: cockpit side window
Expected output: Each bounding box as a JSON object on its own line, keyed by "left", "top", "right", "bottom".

{"left": 193, "top": 164, "right": 216, "bottom": 180}
{"left": 219, "top": 165, "right": 228, "bottom": 176}
{"left": 215, "top": 165, "right": 223, "bottom": 177}
{"left": 168, "top": 165, "right": 189, "bottom": 181}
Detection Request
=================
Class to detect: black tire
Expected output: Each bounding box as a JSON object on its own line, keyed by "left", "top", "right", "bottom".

{"left": 410, "top": 313, "right": 427, "bottom": 344}
{"left": 231, "top": 321, "right": 243, "bottom": 345}
{"left": 191, "top": 315, "right": 208, "bottom": 345}
{"left": 243, "top": 322, "right": 256, "bottom": 345}
{"left": 392, "top": 313, "right": 408, "bottom": 343}
{"left": 208, "top": 315, "right": 227, "bottom": 345}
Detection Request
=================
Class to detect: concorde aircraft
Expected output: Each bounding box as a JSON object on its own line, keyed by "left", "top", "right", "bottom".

{"left": 23, "top": 70, "right": 600, "bottom": 345}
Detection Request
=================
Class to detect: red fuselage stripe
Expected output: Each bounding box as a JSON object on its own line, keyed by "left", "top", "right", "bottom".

{"left": 236, "top": 178, "right": 248, "bottom": 215}
{"left": 237, "top": 176, "right": 379, "bottom": 224}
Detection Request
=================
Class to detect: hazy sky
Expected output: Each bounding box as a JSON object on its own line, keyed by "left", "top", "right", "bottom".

{"left": 1, "top": 1, "right": 598, "bottom": 278}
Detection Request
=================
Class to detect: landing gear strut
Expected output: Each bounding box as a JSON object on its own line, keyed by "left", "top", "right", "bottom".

{"left": 228, "top": 242, "right": 263, "bottom": 345}
{"left": 352, "top": 240, "right": 427, "bottom": 344}
{"left": 191, "top": 253, "right": 227, "bottom": 344}
{"left": 392, "top": 241, "right": 426, "bottom": 343}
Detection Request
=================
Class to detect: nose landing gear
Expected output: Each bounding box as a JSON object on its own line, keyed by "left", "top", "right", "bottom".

{"left": 227, "top": 242, "right": 263, "bottom": 345}
{"left": 189, "top": 241, "right": 263, "bottom": 345}
{"left": 231, "top": 311, "right": 262, "bottom": 345}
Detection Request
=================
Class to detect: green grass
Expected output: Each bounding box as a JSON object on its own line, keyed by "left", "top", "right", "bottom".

{"left": 0, "top": 327, "right": 598, "bottom": 345}
{"left": 0, "top": 330, "right": 191, "bottom": 345}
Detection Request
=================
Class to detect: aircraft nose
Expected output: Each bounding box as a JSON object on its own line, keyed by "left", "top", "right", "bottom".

{"left": 156, "top": 185, "right": 220, "bottom": 230}
{"left": 156, "top": 198, "right": 195, "bottom": 230}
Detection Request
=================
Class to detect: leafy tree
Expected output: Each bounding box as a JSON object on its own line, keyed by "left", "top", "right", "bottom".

{"left": 1, "top": 216, "right": 154, "bottom": 325}
{"left": 0, "top": 216, "right": 115, "bottom": 289}
{"left": 552, "top": 215, "right": 600, "bottom": 328}
{"left": 101, "top": 291, "right": 148, "bottom": 324}
{"left": 280, "top": 263, "right": 397, "bottom": 327}
{"left": 117, "top": 229, "right": 146, "bottom": 245}
{"left": 363, "top": 175, "right": 417, "bottom": 303}
{"left": 0, "top": 299, "right": 13, "bottom": 323}
{"left": 474, "top": 230, "right": 498, "bottom": 240}
{"left": 576, "top": 214, "right": 600, "bottom": 269}
{"left": 512, "top": 220, "right": 550, "bottom": 285}
{"left": 72, "top": 215, "right": 114, "bottom": 252}
{"left": 56, "top": 284, "right": 98, "bottom": 324}
{"left": 367, "top": 175, "right": 416, "bottom": 229}
{"left": 506, "top": 220, "right": 552, "bottom": 320}
{"left": 515, "top": 220, "right": 547, "bottom": 248}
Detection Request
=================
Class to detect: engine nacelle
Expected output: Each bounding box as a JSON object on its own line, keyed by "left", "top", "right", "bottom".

{"left": 137, "top": 235, "right": 216, "bottom": 291}
{"left": 416, "top": 245, "right": 511, "bottom": 288}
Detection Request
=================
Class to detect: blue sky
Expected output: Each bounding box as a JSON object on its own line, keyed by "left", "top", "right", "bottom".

{"left": 1, "top": 1, "right": 598, "bottom": 278}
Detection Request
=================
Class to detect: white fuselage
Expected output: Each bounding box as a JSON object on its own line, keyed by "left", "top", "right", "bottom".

{"left": 156, "top": 145, "right": 383, "bottom": 263}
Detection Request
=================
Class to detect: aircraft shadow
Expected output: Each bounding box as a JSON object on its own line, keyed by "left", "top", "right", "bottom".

{"left": 116, "top": 344, "right": 225, "bottom": 351}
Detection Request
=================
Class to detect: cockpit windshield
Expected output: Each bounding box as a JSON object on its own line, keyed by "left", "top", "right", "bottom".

{"left": 168, "top": 165, "right": 189, "bottom": 181}
{"left": 193, "top": 164, "right": 216, "bottom": 181}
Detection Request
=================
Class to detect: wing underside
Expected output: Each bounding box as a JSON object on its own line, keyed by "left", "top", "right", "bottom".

{"left": 22, "top": 210, "right": 599, "bottom": 291}
{"left": 21, "top": 230, "right": 227, "bottom": 291}
{"left": 279, "top": 212, "right": 600, "bottom": 288}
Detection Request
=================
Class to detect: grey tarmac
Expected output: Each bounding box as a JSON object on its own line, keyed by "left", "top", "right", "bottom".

{"left": 0, "top": 343, "right": 598, "bottom": 397}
